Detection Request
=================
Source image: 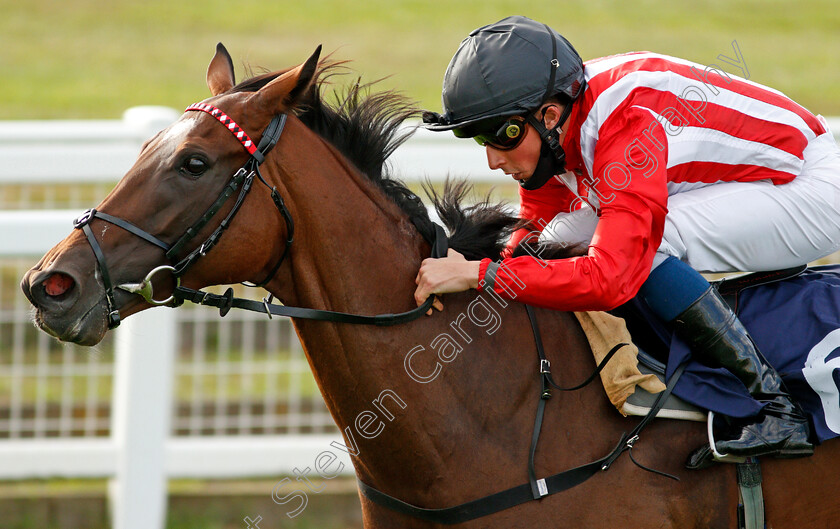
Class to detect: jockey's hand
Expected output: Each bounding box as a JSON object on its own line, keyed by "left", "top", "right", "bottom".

{"left": 414, "top": 249, "right": 481, "bottom": 315}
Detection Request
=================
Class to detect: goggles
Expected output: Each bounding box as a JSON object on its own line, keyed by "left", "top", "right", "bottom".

{"left": 471, "top": 116, "right": 528, "bottom": 150}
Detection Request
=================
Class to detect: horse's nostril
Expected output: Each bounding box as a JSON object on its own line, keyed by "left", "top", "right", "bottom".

{"left": 43, "top": 272, "right": 75, "bottom": 297}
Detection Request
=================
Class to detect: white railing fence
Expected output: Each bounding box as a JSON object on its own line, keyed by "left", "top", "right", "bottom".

{"left": 1, "top": 107, "right": 838, "bottom": 529}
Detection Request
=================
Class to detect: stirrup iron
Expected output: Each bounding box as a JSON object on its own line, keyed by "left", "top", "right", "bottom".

{"left": 707, "top": 411, "right": 746, "bottom": 464}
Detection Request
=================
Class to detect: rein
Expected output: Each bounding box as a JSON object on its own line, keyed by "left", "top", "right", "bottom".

{"left": 171, "top": 221, "right": 449, "bottom": 325}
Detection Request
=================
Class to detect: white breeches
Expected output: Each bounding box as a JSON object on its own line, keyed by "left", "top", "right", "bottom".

{"left": 540, "top": 130, "right": 840, "bottom": 273}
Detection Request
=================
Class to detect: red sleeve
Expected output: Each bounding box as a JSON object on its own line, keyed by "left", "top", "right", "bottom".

{"left": 481, "top": 107, "right": 669, "bottom": 311}
{"left": 502, "top": 176, "right": 582, "bottom": 258}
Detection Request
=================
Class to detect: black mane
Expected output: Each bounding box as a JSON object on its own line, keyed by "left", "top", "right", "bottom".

{"left": 231, "top": 64, "right": 522, "bottom": 261}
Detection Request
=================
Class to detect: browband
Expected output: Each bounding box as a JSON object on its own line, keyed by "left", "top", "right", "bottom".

{"left": 186, "top": 102, "right": 259, "bottom": 156}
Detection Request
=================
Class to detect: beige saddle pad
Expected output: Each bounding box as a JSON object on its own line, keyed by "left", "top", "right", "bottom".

{"left": 574, "top": 311, "right": 705, "bottom": 421}
{"left": 573, "top": 311, "right": 666, "bottom": 413}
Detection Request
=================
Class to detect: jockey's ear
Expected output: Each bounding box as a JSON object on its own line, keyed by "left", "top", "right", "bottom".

{"left": 540, "top": 104, "right": 565, "bottom": 131}
{"left": 253, "top": 45, "right": 322, "bottom": 114}
{"left": 206, "top": 43, "right": 236, "bottom": 96}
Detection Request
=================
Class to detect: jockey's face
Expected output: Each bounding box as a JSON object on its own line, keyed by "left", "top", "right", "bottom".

{"left": 485, "top": 104, "right": 566, "bottom": 185}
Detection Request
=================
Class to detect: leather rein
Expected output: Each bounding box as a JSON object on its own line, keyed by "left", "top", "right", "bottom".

{"left": 72, "top": 101, "right": 683, "bottom": 524}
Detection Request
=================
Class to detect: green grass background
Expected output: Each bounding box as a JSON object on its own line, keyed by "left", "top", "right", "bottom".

{"left": 2, "top": 0, "right": 839, "bottom": 119}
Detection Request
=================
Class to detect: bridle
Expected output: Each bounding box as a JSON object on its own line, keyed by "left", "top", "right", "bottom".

{"left": 74, "top": 101, "right": 442, "bottom": 329}
{"left": 73, "top": 102, "right": 293, "bottom": 329}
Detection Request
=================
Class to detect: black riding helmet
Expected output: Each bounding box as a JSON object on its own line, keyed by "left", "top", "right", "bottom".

{"left": 423, "top": 16, "right": 586, "bottom": 190}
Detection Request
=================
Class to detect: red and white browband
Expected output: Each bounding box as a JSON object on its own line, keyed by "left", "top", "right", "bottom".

{"left": 185, "top": 103, "right": 258, "bottom": 156}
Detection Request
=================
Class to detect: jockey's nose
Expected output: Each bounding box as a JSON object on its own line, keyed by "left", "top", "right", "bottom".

{"left": 486, "top": 146, "right": 505, "bottom": 171}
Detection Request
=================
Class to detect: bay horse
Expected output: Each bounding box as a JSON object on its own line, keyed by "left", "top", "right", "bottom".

{"left": 21, "top": 44, "right": 840, "bottom": 528}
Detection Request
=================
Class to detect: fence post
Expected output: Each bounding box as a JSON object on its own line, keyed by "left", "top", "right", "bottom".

{"left": 108, "top": 307, "right": 177, "bottom": 529}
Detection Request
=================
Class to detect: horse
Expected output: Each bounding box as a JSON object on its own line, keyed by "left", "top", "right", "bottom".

{"left": 20, "top": 43, "right": 840, "bottom": 528}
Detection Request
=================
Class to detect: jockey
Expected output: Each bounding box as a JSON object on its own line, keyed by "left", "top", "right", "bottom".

{"left": 417, "top": 15, "right": 840, "bottom": 467}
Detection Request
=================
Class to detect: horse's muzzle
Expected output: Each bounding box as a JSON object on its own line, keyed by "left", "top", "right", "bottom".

{"left": 21, "top": 267, "right": 108, "bottom": 345}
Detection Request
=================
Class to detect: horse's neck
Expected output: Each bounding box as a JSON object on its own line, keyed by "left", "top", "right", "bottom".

{"left": 272, "top": 135, "right": 423, "bottom": 315}
{"left": 265, "top": 131, "right": 429, "bottom": 413}
{"left": 265, "top": 133, "right": 613, "bottom": 506}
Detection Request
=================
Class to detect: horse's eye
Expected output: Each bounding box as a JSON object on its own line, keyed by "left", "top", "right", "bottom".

{"left": 181, "top": 156, "right": 208, "bottom": 177}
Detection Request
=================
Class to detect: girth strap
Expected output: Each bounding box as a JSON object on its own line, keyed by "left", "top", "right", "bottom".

{"left": 525, "top": 304, "right": 627, "bottom": 499}
{"left": 357, "top": 307, "right": 688, "bottom": 524}
{"left": 737, "top": 458, "right": 764, "bottom": 529}
{"left": 357, "top": 446, "right": 618, "bottom": 525}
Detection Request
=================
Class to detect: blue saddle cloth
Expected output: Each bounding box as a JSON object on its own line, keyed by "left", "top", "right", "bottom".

{"left": 623, "top": 265, "right": 840, "bottom": 443}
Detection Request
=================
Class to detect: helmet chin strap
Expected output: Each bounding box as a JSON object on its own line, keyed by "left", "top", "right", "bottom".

{"left": 518, "top": 104, "right": 574, "bottom": 191}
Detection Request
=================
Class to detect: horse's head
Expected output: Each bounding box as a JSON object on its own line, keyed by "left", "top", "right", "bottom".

{"left": 21, "top": 43, "right": 322, "bottom": 345}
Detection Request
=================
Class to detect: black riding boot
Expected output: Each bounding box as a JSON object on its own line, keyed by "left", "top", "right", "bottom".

{"left": 674, "top": 287, "right": 814, "bottom": 467}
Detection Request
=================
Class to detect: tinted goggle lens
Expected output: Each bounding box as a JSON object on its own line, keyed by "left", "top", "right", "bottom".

{"left": 473, "top": 117, "right": 526, "bottom": 150}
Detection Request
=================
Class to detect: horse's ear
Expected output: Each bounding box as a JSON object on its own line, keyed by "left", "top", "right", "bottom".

{"left": 207, "top": 43, "right": 236, "bottom": 96}
{"left": 254, "top": 45, "right": 322, "bottom": 112}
